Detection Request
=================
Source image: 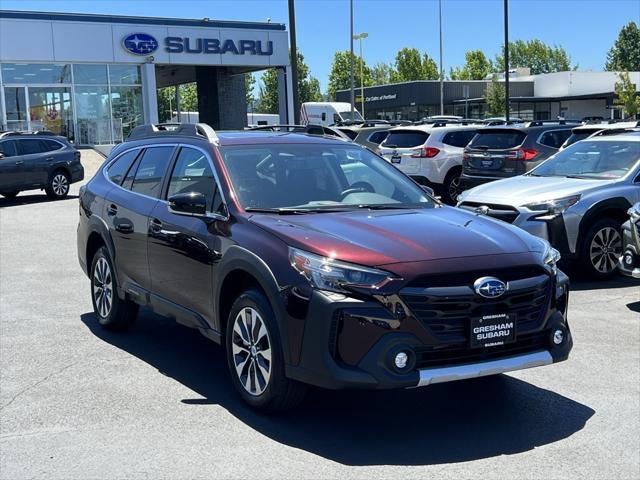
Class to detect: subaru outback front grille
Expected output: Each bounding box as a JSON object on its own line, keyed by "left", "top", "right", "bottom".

{"left": 458, "top": 201, "right": 520, "bottom": 224}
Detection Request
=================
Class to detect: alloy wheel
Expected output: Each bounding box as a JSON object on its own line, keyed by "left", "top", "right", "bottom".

{"left": 589, "top": 226, "right": 622, "bottom": 274}
{"left": 52, "top": 174, "right": 69, "bottom": 197}
{"left": 448, "top": 175, "right": 461, "bottom": 202}
{"left": 93, "top": 257, "right": 113, "bottom": 318}
{"left": 231, "top": 307, "right": 272, "bottom": 396}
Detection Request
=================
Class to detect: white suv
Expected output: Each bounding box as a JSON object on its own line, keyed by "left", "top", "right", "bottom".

{"left": 379, "top": 124, "right": 478, "bottom": 204}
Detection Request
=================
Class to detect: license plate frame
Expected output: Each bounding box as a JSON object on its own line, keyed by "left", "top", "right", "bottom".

{"left": 470, "top": 313, "right": 516, "bottom": 348}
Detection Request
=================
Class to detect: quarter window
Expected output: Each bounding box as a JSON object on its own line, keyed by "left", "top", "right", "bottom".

{"left": 368, "top": 131, "right": 389, "bottom": 144}
{"left": 167, "top": 147, "right": 224, "bottom": 213}
{"left": 0, "top": 140, "right": 18, "bottom": 157}
{"left": 107, "top": 149, "right": 140, "bottom": 185}
{"left": 539, "top": 129, "right": 572, "bottom": 149}
{"left": 130, "top": 147, "right": 174, "bottom": 198}
{"left": 40, "top": 139, "right": 63, "bottom": 152}
{"left": 442, "top": 130, "right": 477, "bottom": 148}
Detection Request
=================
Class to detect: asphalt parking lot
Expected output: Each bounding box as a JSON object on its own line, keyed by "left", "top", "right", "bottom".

{"left": 1, "top": 150, "right": 639, "bottom": 480}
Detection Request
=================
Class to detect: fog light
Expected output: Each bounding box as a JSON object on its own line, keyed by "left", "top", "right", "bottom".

{"left": 394, "top": 351, "right": 409, "bottom": 369}
{"left": 624, "top": 253, "right": 634, "bottom": 266}
{"left": 553, "top": 329, "right": 564, "bottom": 345}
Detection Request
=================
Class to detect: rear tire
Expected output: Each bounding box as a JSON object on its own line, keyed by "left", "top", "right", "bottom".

{"left": 46, "top": 170, "right": 70, "bottom": 199}
{"left": 442, "top": 168, "right": 463, "bottom": 205}
{"left": 0, "top": 191, "right": 19, "bottom": 199}
{"left": 225, "top": 288, "right": 306, "bottom": 413}
{"left": 90, "top": 246, "right": 138, "bottom": 330}
{"left": 580, "top": 218, "right": 623, "bottom": 279}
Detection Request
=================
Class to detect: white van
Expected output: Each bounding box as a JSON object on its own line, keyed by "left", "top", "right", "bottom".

{"left": 301, "top": 102, "right": 364, "bottom": 126}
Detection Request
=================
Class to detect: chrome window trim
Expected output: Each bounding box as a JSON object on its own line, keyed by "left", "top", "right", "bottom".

{"left": 102, "top": 143, "right": 230, "bottom": 221}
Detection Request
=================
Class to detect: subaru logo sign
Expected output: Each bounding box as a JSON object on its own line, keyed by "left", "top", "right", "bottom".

{"left": 474, "top": 277, "right": 507, "bottom": 299}
{"left": 122, "top": 33, "right": 158, "bottom": 55}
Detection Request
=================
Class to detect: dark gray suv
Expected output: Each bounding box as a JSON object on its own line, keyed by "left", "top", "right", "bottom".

{"left": 0, "top": 132, "right": 83, "bottom": 199}
{"left": 461, "top": 121, "right": 576, "bottom": 189}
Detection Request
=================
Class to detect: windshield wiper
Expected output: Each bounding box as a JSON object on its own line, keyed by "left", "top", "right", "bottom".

{"left": 245, "top": 206, "right": 351, "bottom": 215}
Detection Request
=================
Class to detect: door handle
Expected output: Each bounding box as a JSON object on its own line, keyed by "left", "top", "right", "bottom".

{"left": 46, "top": 156, "right": 54, "bottom": 161}
{"left": 150, "top": 218, "right": 163, "bottom": 233}
{"left": 107, "top": 204, "right": 118, "bottom": 216}
{"left": 115, "top": 222, "right": 133, "bottom": 234}
{"left": 15, "top": 160, "right": 24, "bottom": 165}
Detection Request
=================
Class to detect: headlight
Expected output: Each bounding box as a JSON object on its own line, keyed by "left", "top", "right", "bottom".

{"left": 524, "top": 195, "right": 581, "bottom": 219}
{"left": 542, "top": 243, "right": 561, "bottom": 275}
{"left": 289, "top": 247, "right": 396, "bottom": 293}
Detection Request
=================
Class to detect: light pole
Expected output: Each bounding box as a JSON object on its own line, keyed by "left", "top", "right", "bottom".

{"left": 438, "top": 0, "right": 444, "bottom": 115}
{"left": 349, "top": 0, "right": 355, "bottom": 117}
{"left": 353, "top": 32, "right": 368, "bottom": 119}
{"left": 504, "top": 0, "right": 510, "bottom": 121}
{"left": 288, "top": 0, "right": 300, "bottom": 124}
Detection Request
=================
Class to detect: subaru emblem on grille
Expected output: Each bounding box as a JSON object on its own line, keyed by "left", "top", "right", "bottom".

{"left": 474, "top": 277, "right": 507, "bottom": 298}
{"left": 474, "top": 205, "right": 489, "bottom": 216}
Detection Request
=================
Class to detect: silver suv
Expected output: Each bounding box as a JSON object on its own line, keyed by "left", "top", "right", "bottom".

{"left": 379, "top": 124, "right": 478, "bottom": 204}
{"left": 458, "top": 132, "right": 640, "bottom": 278}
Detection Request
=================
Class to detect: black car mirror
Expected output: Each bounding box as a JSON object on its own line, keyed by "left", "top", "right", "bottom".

{"left": 0, "top": 152, "right": 5, "bottom": 159}
{"left": 168, "top": 192, "right": 207, "bottom": 216}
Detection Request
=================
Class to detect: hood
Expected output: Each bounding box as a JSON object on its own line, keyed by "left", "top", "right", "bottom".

{"left": 460, "top": 175, "right": 614, "bottom": 206}
{"left": 249, "top": 207, "right": 544, "bottom": 267}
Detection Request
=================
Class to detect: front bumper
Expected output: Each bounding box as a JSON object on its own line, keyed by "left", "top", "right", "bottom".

{"left": 619, "top": 220, "right": 640, "bottom": 278}
{"left": 285, "top": 270, "right": 572, "bottom": 390}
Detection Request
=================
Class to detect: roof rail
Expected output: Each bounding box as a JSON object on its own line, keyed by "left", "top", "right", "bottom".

{"left": 127, "top": 123, "right": 219, "bottom": 144}
{"left": 591, "top": 126, "right": 640, "bottom": 137}
{"left": 0, "top": 130, "right": 58, "bottom": 137}
{"left": 524, "top": 120, "right": 581, "bottom": 127}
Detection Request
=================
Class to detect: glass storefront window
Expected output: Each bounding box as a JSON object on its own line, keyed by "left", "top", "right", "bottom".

{"left": 75, "top": 86, "right": 112, "bottom": 145}
{"left": 109, "top": 65, "right": 141, "bottom": 85}
{"left": 73, "top": 64, "right": 108, "bottom": 85}
{"left": 1, "top": 63, "right": 71, "bottom": 84}
{"left": 111, "top": 86, "right": 143, "bottom": 141}
{"left": 28, "top": 87, "right": 74, "bottom": 139}
{"left": 4, "top": 86, "right": 28, "bottom": 131}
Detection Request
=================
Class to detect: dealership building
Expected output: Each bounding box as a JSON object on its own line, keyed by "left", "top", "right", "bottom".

{"left": 336, "top": 70, "right": 640, "bottom": 122}
{"left": 0, "top": 10, "right": 293, "bottom": 146}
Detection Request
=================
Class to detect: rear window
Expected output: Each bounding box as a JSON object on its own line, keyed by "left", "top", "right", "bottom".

{"left": 442, "top": 130, "right": 477, "bottom": 148}
{"left": 468, "top": 130, "right": 526, "bottom": 149}
{"left": 383, "top": 130, "right": 430, "bottom": 148}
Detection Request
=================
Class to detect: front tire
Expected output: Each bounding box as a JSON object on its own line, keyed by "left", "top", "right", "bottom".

{"left": 442, "top": 168, "right": 463, "bottom": 205}
{"left": 580, "top": 219, "right": 623, "bottom": 279}
{"left": 90, "top": 246, "right": 138, "bottom": 330}
{"left": 226, "top": 289, "right": 306, "bottom": 413}
{"left": 46, "top": 171, "right": 70, "bottom": 199}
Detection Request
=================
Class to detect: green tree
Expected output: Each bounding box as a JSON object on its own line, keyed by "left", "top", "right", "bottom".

{"left": 327, "top": 50, "right": 372, "bottom": 99}
{"left": 614, "top": 72, "right": 640, "bottom": 118}
{"left": 245, "top": 73, "right": 256, "bottom": 109}
{"left": 484, "top": 74, "right": 506, "bottom": 117}
{"left": 450, "top": 50, "right": 493, "bottom": 80}
{"left": 605, "top": 21, "right": 640, "bottom": 71}
{"left": 257, "top": 50, "right": 323, "bottom": 112}
{"left": 390, "top": 48, "right": 439, "bottom": 82}
{"left": 495, "top": 39, "right": 574, "bottom": 74}
{"left": 371, "top": 62, "right": 394, "bottom": 85}
{"left": 156, "top": 83, "right": 198, "bottom": 122}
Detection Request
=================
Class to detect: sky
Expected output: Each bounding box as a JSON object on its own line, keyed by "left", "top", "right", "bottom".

{"left": 1, "top": 0, "right": 638, "bottom": 92}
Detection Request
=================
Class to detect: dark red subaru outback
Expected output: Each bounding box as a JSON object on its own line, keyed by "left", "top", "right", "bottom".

{"left": 77, "top": 123, "right": 572, "bottom": 412}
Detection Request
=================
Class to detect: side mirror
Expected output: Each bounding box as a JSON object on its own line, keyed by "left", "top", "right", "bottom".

{"left": 0, "top": 152, "right": 5, "bottom": 159}
{"left": 168, "top": 192, "right": 207, "bottom": 216}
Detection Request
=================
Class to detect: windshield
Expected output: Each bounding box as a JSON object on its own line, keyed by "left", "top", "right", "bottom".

{"left": 218, "top": 143, "right": 434, "bottom": 211}
{"left": 531, "top": 139, "right": 640, "bottom": 179}
{"left": 339, "top": 110, "right": 364, "bottom": 122}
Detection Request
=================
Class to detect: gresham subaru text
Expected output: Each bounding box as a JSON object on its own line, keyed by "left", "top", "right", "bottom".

{"left": 77, "top": 123, "right": 572, "bottom": 412}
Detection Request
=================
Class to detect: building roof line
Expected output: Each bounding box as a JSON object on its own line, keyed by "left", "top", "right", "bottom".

{"left": 0, "top": 9, "right": 286, "bottom": 31}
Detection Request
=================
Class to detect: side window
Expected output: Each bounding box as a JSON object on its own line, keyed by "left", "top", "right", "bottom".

{"left": 17, "top": 139, "right": 43, "bottom": 155}
{"left": 443, "top": 130, "right": 476, "bottom": 148}
{"left": 130, "top": 146, "right": 174, "bottom": 198}
{"left": 40, "top": 139, "right": 63, "bottom": 152}
{"left": 539, "top": 129, "right": 572, "bottom": 149}
{"left": 0, "top": 140, "right": 18, "bottom": 158}
{"left": 368, "top": 131, "right": 389, "bottom": 144}
{"left": 107, "top": 149, "right": 140, "bottom": 185}
{"left": 167, "top": 147, "right": 224, "bottom": 214}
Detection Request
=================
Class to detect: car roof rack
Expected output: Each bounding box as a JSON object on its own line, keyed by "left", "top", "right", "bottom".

{"left": 248, "top": 124, "right": 350, "bottom": 139}
{"left": 590, "top": 126, "right": 640, "bottom": 137}
{"left": 127, "top": 123, "right": 219, "bottom": 145}
{"left": 524, "top": 120, "right": 581, "bottom": 127}
{"left": 0, "top": 130, "right": 58, "bottom": 138}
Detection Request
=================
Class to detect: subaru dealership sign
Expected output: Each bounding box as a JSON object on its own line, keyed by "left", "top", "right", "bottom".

{"left": 122, "top": 32, "right": 274, "bottom": 56}
{"left": 122, "top": 33, "right": 159, "bottom": 55}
